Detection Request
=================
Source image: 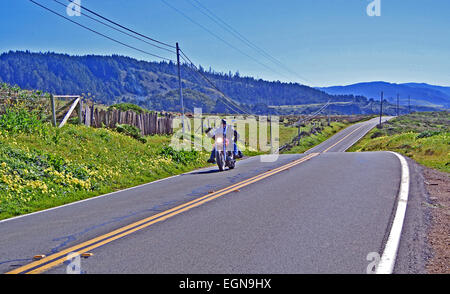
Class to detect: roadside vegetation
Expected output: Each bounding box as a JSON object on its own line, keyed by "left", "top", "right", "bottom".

{"left": 0, "top": 121, "right": 209, "bottom": 220}
{"left": 107, "top": 103, "right": 151, "bottom": 114}
{"left": 348, "top": 111, "right": 450, "bottom": 172}
{"left": 0, "top": 84, "right": 211, "bottom": 220}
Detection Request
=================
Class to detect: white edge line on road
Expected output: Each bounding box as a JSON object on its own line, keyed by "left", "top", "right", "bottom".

{"left": 376, "top": 151, "right": 410, "bottom": 274}
{"left": 0, "top": 156, "right": 260, "bottom": 224}
{"left": 0, "top": 174, "right": 179, "bottom": 224}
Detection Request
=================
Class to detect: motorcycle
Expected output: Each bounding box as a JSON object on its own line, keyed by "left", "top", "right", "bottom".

{"left": 214, "top": 134, "right": 236, "bottom": 171}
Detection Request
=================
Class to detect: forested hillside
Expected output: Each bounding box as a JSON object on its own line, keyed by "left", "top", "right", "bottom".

{"left": 0, "top": 51, "right": 360, "bottom": 111}
{"left": 0, "top": 51, "right": 440, "bottom": 115}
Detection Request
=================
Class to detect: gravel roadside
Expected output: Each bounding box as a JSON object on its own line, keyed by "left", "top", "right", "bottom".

{"left": 393, "top": 157, "right": 449, "bottom": 274}
{"left": 423, "top": 165, "right": 450, "bottom": 274}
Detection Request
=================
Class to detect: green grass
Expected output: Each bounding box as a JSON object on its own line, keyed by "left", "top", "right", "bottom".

{"left": 348, "top": 111, "right": 450, "bottom": 172}
{"left": 0, "top": 123, "right": 210, "bottom": 220}
{"left": 278, "top": 124, "right": 299, "bottom": 146}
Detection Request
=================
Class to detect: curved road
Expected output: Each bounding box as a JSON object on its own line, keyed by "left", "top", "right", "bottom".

{"left": 0, "top": 116, "right": 416, "bottom": 274}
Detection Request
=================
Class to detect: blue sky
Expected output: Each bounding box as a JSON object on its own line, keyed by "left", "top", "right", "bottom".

{"left": 1, "top": 0, "right": 449, "bottom": 87}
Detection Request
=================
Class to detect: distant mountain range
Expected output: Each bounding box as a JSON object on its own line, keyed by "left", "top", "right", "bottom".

{"left": 318, "top": 82, "right": 450, "bottom": 108}
{"left": 0, "top": 51, "right": 446, "bottom": 115}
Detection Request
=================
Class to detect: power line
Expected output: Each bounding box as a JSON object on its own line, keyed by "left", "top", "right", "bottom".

{"left": 181, "top": 58, "right": 246, "bottom": 115}
{"left": 60, "top": 0, "right": 257, "bottom": 114}
{"left": 52, "top": 0, "right": 176, "bottom": 54}
{"left": 30, "top": 1, "right": 273, "bottom": 115}
{"left": 180, "top": 49, "right": 281, "bottom": 116}
{"left": 187, "top": 0, "right": 310, "bottom": 84}
{"left": 180, "top": 51, "right": 250, "bottom": 114}
{"left": 183, "top": 64, "right": 244, "bottom": 114}
{"left": 179, "top": 50, "right": 250, "bottom": 115}
{"left": 294, "top": 100, "right": 331, "bottom": 126}
{"left": 159, "top": 0, "right": 290, "bottom": 81}
{"left": 65, "top": 0, "right": 176, "bottom": 49}
{"left": 176, "top": 54, "right": 245, "bottom": 115}
{"left": 29, "top": 0, "right": 174, "bottom": 62}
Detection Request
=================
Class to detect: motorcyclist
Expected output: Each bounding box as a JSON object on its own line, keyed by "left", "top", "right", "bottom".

{"left": 205, "top": 119, "right": 243, "bottom": 163}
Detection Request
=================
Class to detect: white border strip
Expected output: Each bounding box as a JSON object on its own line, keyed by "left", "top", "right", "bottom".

{"left": 0, "top": 174, "right": 179, "bottom": 224}
{"left": 0, "top": 156, "right": 257, "bottom": 224}
{"left": 376, "top": 151, "right": 410, "bottom": 274}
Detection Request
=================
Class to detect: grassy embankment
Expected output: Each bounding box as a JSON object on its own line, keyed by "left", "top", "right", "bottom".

{"left": 348, "top": 111, "right": 449, "bottom": 173}
{"left": 0, "top": 85, "right": 211, "bottom": 220}
{"left": 0, "top": 124, "right": 211, "bottom": 220}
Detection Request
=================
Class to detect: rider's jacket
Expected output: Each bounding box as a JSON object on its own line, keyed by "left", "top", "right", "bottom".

{"left": 206, "top": 124, "right": 240, "bottom": 151}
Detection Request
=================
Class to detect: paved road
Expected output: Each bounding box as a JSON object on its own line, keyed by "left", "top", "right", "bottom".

{"left": 0, "top": 116, "right": 410, "bottom": 274}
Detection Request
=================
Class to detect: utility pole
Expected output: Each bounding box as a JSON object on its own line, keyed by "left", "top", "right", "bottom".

{"left": 50, "top": 94, "right": 57, "bottom": 127}
{"left": 379, "top": 91, "right": 383, "bottom": 127}
{"left": 397, "top": 93, "right": 399, "bottom": 116}
{"left": 176, "top": 42, "right": 185, "bottom": 134}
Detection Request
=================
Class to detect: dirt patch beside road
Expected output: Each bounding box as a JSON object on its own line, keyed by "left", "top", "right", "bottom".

{"left": 423, "top": 166, "right": 450, "bottom": 273}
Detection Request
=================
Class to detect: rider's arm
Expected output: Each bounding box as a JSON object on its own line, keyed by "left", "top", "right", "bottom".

{"left": 233, "top": 129, "right": 240, "bottom": 142}
{"left": 206, "top": 127, "right": 217, "bottom": 139}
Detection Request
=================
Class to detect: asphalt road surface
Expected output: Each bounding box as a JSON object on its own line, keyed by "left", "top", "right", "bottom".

{"left": 1, "top": 116, "right": 422, "bottom": 274}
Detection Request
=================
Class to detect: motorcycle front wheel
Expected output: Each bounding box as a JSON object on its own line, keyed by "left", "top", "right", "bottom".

{"left": 216, "top": 151, "right": 226, "bottom": 171}
{"left": 227, "top": 152, "right": 235, "bottom": 169}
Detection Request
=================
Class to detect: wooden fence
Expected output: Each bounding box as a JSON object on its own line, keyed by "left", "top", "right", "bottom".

{"left": 81, "top": 105, "right": 173, "bottom": 135}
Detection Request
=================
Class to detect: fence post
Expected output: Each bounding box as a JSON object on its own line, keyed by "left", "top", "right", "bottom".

{"left": 90, "top": 102, "right": 95, "bottom": 127}
{"left": 78, "top": 97, "right": 83, "bottom": 125}
{"left": 50, "top": 94, "right": 57, "bottom": 127}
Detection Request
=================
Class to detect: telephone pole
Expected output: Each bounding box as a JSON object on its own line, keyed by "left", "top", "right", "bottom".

{"left": 397, "top": 93, "right": 399, "bottom": 116}
{"left": 176, "top": 42, "right": 185, "bottom": 134}
{"left": 379, "top": 91, "right": 383, "bottom": 127}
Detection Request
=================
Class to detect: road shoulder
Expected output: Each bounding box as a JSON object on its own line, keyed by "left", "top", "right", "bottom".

{"left": 393, "top": 157, "right": 449, "bottom": 273}
{"left": 422, "top": 165, "right": 450, "bottom": 273}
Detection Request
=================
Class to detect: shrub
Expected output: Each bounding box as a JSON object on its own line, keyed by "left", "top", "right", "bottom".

{"left": 108, "top": 103, "right": 148, "bottom": 114}
{"left": 159, "top": 146, "right": 200, "bottom": 165}
{"left": 115, "top": 124, "right": 147, "bottom": 143}
{"left": 0, "top": 105, "right": 43, "bottom": 134}
{"left": 371, "top": 131, "right": 384, "bottom": 139}
{"left": 417, "top": 130, "right": 441, "bottom": 139}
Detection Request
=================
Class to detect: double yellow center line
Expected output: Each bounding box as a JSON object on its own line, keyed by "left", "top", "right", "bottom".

{"left": 322, "top": 124, "right": 365, "bottom": 153}
{"left": 7, "top": 152, "right": 319, "bottom": 274}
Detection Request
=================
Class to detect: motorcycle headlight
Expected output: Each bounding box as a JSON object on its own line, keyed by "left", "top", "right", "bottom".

{"left": 216, "top": 137, "right": 223, "bottom": 144}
